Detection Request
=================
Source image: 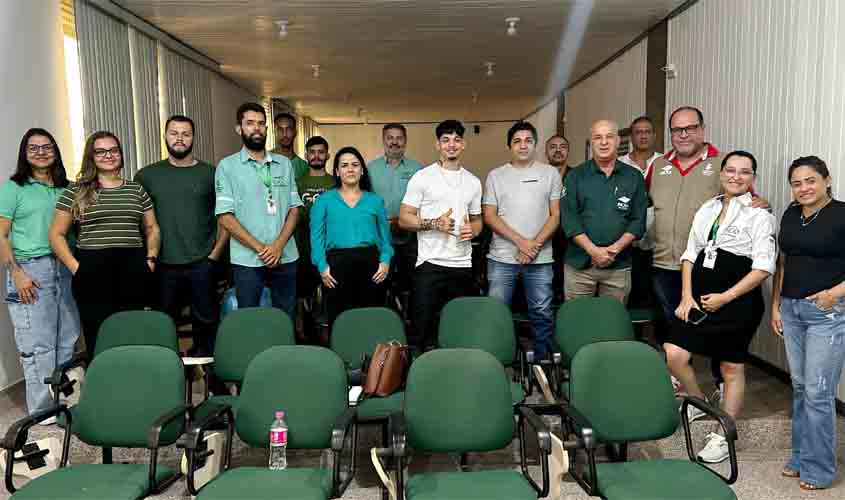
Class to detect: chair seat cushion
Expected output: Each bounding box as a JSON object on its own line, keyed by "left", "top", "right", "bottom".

{"left": 356, "top": 391, "right": 404, "bottom": 421}
{"left": 596, "top": 459, "right": 737, "bottom": 500}
{"left": 197, "top": 467, "right": 331, "bottom": 500}
{"left": 407, "top": 469, "right": 536, "bottom": 500}
{"left": 12, "top": 464, "right": 176, "bottom": 499}
{"left": 510, "top": 381, "right": 525, "bottom": 405}
{"left": 193, "top": 394, "right": 238, "bottom": 424}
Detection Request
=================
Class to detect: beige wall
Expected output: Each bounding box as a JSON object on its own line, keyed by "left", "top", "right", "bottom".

{"left": 210, "top": 73, "right": 258, "bottom": 164}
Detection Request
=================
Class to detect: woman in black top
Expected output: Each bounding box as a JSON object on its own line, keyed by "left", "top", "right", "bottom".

{"left": 771, "top": 156, "right": 845, "bottom": 491}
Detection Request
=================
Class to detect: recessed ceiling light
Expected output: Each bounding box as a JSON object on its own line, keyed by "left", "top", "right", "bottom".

{"left": 484, "top": 62, "right": 495, "bottom": 77}
{"left": 505, "top": 17, "right": 520, "bottom": 36}
{"left": 275, "top": 20, "right": 290, "bottom": 38}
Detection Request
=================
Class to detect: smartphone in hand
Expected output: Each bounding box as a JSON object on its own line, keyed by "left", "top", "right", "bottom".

{"left": 687, "top": 307, "right": 708, "bottom": 325}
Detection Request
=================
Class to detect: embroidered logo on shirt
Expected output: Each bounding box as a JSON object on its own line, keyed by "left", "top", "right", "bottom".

{"left": 659, "top": 165, "right": 673, "bottom": 176}
{"left": 702, "top": 163, "right": 714, "bottom": 176}
{"left": 617, "top": 196, "right": 631, "bottom": 211}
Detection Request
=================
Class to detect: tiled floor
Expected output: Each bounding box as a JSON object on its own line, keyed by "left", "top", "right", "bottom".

{"left": 0, "top": 358, "right": 843, "bottom": 500}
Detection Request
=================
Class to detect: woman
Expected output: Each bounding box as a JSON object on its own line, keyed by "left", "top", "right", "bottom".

{"left": 771, "top": 156, "right": 845, "bottom": 491}
{"left": 665, "top": 150, "right": 776, "bottom": 464}
{"left": 0, "top": 129, "right": 81, "bottom": 420}
{"left": 310, "top": 146, "right": 393, "bottom": 330}
{"left": 49, "top": 131, "right": 160, "bottom": 358}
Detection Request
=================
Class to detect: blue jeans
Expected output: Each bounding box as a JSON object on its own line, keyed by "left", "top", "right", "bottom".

{"left": 781, "top": 296, "right": 845, "bottom": 487}
{"left": 4, "top": 255, "right": 81, "bottom": 415}
{"left": 652, "top": 268, "right": 682, "bottom": 322}
{"left": 232, "top": 261, "right": 297, "bottom": 318}
{"left": 487, "top": 259, "right": 554, "bottom": 358}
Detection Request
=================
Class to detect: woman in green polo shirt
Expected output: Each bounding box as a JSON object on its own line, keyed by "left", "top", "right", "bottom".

{"left": 0, "top": 128, "right": 81, "bottom": 419}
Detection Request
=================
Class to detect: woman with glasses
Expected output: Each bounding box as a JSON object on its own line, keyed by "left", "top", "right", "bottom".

{"left": 771, "top": 156, "right": 845, "bottom": 491}
{"left": 310, "top": 146, "right": 393, "bottom": 330}
{"left": 49, "top": 131, "right": 160, "bottom": 358}
{"left": 664, "top": 150, "right": 776, "bottom": 464}
{"left": 0, "top": 129, "right": 81, "bottom": 421}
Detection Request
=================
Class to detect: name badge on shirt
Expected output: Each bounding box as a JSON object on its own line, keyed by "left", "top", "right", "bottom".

{"left": 266, "top": 197, "right": 277, "bottom": 215}
{"left": 703, "top": 241, "right": 717, "bottom": 269}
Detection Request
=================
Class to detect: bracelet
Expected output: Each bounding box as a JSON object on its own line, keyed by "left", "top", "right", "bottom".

{"left": 420, "top": 218, "right": 435, "bottom": 231}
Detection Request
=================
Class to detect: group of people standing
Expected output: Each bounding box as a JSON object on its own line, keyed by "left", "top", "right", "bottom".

{"left": 1, "top": 102, "right": 843, "bottom": 490}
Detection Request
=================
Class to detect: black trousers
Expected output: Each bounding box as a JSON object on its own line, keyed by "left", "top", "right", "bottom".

{"left": 72, "top": 247, "right": 151, "bottom": 359}
{"left": 389, "top": 237, "right": 418, "bottom": 295}
{"left": 158, "top": 258, "right": 219, "bottom": 356}
{"left": 410, "top": 262, "right": 476, "bottom": 352}
{"left": 325, "top": 246, "right": 386, "bottom": 328}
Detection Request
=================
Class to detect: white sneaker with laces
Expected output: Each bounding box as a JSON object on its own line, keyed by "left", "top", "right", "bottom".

{"left": 697, "top": 432, "right": 729, "bottom": 463}
{"left": 682, "top": 400, "right": 707, "bottom": 423}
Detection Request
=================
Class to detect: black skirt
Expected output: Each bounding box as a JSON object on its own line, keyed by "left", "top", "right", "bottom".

{"left": 666, "top": 248, "right": 764, "bottom": 362}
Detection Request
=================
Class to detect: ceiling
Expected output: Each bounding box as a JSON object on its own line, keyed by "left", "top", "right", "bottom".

{"left": 115, "top": 0, "right": 686, "bottom": 123}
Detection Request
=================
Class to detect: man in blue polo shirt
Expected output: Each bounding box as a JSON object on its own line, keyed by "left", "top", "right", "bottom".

{"left": 215, "top": 102, "right": 302, "bottom": 316}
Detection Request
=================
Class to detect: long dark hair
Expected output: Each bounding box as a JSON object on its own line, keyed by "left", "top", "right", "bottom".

{"left": 12, "top": 128, "right": 69, "bottom": 188}
{"left": 333, "top": 146, "right": 372, "bottom": 191}
{"left": 72, "top": 131, "right": 124, "bottom": 220}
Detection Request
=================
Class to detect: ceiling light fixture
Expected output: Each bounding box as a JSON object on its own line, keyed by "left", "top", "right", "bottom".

{"left": 275, "top": 19, "right": 290, "bottom": 38}
{"left": 484, "top": 62, "right": 495, "bottom": 77}
{"left": 505, "top": 17, "right": 520, "bottom": 36}
{"left": 312, "top": 64, "right": 320, "bottom": 78}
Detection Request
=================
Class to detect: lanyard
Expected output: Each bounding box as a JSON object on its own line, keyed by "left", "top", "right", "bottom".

{"left": 708, "top": 215, "right": 720, "bottom": 242}
{"left": 254, "top": 163, "right": 273, "bottom": 197}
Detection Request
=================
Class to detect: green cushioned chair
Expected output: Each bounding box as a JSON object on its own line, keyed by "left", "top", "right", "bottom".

{"left": 185, "top": 345, "right": 357, "bottom": 499}
{"left": 438, "top": 297, "right": 528, "bottom": 405}
{"left": 2, "top": 345, "right": 189, "bottom": 499}
{"left": 382, "top": 348, "right": 551, "bottom": 500}
{"left": 193, "top": 307, "right": 295, "bottom": 422}
{"left": 562, "top": 341, "right": 738, "bottom": 500}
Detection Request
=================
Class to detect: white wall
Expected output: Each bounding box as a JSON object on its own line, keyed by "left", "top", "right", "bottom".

{"left": 0, "top": 0, "right": 73, "bottom": 390}
{"left": 666, "top": 0, "right": 845, "bottom": 400}
{"left": 564, "top": 39, "right": 648, "bottom": 165}
{"left": 210, "top": 73, "right": 258, "bottom": 164}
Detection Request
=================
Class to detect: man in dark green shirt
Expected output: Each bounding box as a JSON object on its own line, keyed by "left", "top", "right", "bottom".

{"left": 135, "top": 115, "right": 229, "bottom": 356}
{"left": 563, "top": 119, "right": 646, "bottom": 304}
{"left": 271, "top": 112, "right": 309, "bottom": 180}
{"left": 294, "top": 136, "right": 335, "bottom": 342}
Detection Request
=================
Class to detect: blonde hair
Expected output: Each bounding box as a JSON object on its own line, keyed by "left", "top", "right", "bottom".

{"left": 71, "top": 131, "right": 123, "bottom": 220}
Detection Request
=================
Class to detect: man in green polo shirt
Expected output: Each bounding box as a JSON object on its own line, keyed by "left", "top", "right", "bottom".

{"left": 563, "top": 119, "right": 647, "bottom": 304}
{"left": 216, "top": 103, "right": 303, "bottom": 316}
{"left": 271, "top": 112, "right": 309, "bottom": 180}
{"left": 367, "top": 123, "right": 423, "bottom": 312}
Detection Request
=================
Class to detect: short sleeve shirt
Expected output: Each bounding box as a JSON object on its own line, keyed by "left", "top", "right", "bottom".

{"left": 0, "top": 178, "right": 65, "bottom": 259}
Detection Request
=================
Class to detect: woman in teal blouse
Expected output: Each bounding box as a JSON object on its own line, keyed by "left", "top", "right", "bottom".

{"left": 310, "top": 146, "right": 393, "bottom": 327}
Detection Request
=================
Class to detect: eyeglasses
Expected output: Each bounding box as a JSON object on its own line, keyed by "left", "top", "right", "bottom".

{"left": 27, "top": 144, "right": 55, "bottom": 154}
{"left": 93, "top": 147, "right": 121, "bottom": 159}
{"left": 669, "top": 123, "right": 702, "bottom": 136}
{"left": 723, "top": 167, "right": 754, "bottom": 178}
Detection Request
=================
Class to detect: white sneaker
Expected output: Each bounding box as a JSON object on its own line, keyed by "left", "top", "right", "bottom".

{"left": 697, "top": 433, "right": 729, "bottom": 463}
{"left": 682, "top": 400, "right": 707, "bottom": 423}
{"left": 38, "top": 416, "right": 57, "bottom": 426}
{"left": 671, "top": 376, "right": 687, "bottom": 396}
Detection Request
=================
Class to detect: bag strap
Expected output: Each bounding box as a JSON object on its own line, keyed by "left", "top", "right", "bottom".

{"left": 370, "top": 447, "right": 397, "bottom": 500}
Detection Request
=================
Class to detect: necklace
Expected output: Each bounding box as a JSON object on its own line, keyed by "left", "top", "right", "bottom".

{"left": 800, "top": 199, "right": 832, "bottom": 227}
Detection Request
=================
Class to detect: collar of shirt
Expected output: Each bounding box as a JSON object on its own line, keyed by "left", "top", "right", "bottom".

{"left": 588, "top": 159, "right": 624, "bottom": 177}
{"left": 27, "top": 177, "right": 56, "bottom": 188}
{"left": 665, "top": 144, "right": 720, "bottom": 174}
{"left": 238, "top": 146, "right": 274, "bottom": 166}
{"left": 703, "top": 192, "right": 754, "bottom": 233}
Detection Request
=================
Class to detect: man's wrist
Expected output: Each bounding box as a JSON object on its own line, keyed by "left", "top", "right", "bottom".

{"left": 420, "top": 218, "right": 435, "bottom": 231}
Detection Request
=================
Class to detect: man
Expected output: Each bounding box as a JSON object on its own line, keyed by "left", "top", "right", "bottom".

{"left": 271, "top": 112, "right": 309, "bottom": 180}
{"left": 546, "top": 134, "right": 571, "bottom": 303}
{"left": 136, "top": 115, "right": 229, "bottom": 357}
{"left": 618, "top": 116, "right": 662, "bottom": 312}
{"left": 484, "top": 121, "right": 561, "bottom": 358}
{"left": 215, "top": 102, "right": 302, "bottom": 316}
{"left": 399, "top": 120, "right": 483, "bottom": 354}
{"left": 294, "top": 136, "right": 335, "bottom": 343}
{"left": 563, "top": 120, "right": 647, "bottom": 304}
{"left": 368, "top": 123, "right": 423, "bottom": 313}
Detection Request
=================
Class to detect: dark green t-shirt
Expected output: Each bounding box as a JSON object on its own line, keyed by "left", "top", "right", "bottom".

{"left": 295, "top": 174, "right": 335, "bottom": 258}
{"left": 135, "top": 160, "right": 217, "bottom": 264}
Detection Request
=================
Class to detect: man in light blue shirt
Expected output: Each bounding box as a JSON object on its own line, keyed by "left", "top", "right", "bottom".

{"left": 215, "top": 102, "right": 302, "bottom": 315}
{"left": 367, "top": 123, "right": 423, "bottom": 311}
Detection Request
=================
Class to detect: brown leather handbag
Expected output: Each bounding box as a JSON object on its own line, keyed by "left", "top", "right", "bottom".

{"left": 361, "top": 341, "right": 409, "bottom": 398}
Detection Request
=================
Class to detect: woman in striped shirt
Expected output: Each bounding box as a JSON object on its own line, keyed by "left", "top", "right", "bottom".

{"left": 49, "top": 131, "right": 161, "bottom": 358}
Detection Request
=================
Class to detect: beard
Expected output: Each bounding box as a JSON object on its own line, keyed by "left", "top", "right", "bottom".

{"left": 241, "top": 131, "right": 267, "bottom": 151}
{"left": 166, "top": 142, "right": 193, "bottom": 160}
{"left": 309, "top": 161, "right": 326, "bottom": 171}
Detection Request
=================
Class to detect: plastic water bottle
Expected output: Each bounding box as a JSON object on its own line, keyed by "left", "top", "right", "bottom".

{"left": 268, "top": 411, "right": 288, "bottom": 470}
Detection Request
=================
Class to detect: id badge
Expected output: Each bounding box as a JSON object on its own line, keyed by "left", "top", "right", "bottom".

{"left": 703, "top": 243, "right": 717, "bottom": 269}
{"left": 266, "top": 197, "right": 277, "bottom": 215}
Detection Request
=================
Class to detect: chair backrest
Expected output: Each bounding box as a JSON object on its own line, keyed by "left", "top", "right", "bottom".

{"left": 93, "top": 310, "right": 178, "bottom": 357}
{"left": 555, "top": 296, "right": 634, "bottom": 364}
{"left": 404, "top": 349, "right": 513, "bottom": 453}
{"left": 235, "top": 345, "right": 347, "bottom": 449}
{"left": 213, "top": 307, "right": 295, "bottom": 384}
{"left": 570, "top": 341, "right": 678, "bottom": 443}
{"left": 438, "top": 297, "right": 515, "bottom": 366}
{"left": 74, "top": 345, "right": 185, "bottom": 447}
{"left": 330, "top": 307, "right": 406, "bottom": 370}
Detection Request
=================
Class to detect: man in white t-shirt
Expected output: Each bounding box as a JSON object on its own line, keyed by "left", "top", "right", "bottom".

{"left": 399, "top": 120, "right": 483, "bottom": 353}
{"left": 484, "top": 121, "right": 561, "bottom": 358}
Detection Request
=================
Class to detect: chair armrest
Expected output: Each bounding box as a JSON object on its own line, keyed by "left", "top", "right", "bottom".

{"left": 518, "top": 406, "right": 551, "bottom": 453}
{"left": 517, "top": 406, "right": 551, "bottom": 497}
{"left": 147, "top": 404, "right": 191, "bottom": 494}
{"left": 44, "top": 353, "right": 87, "bottom": 405}
{"left": 3, "top": 405, "right": 72, "bottom": 494}
{"left": 559, "top": 404, "right": 599, "bottom": 496}
{"left": 385, "top": 412, "right": 407, "bottom": 500}
{"left": 680, "top": 396, "right": 739, "bottom": 484}
{"left": 183, "top": 403, "right": 234, "bottom": 497}
{"left": 331, "top": 407, "right": 357, "bottom": 497}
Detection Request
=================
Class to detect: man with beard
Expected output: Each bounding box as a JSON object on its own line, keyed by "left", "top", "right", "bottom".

{"left": 546, "top": 134, "right": 570, "bottom": 303}
{"left": 136, "top": 115, "right": 229, "bottom": 357}
{"left": 294, "top": 136, "right": 334, "bottom": 343}
{"left": 215, "top": 103, "right": 302, "bottom": 315}
{"left": 271, "top": 112, "right": 309, "bottom": 180}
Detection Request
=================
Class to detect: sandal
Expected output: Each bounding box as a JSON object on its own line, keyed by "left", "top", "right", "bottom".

{"left": 781, "top": 467, "right": 800, "bottom": 478}
{"left": 799, "top": 481, "right": 828, "bottom": 491}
